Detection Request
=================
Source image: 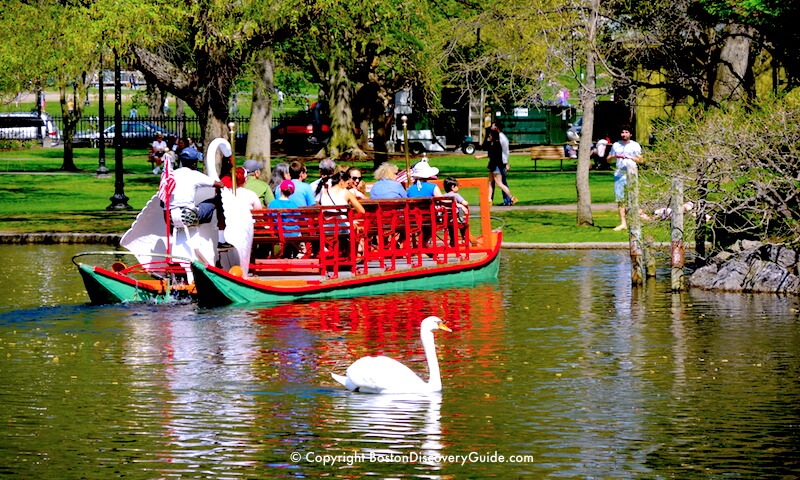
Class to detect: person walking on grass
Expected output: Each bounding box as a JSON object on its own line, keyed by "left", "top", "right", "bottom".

{"left": 607, "top": 124, "right": 643, "bottom": 231}
{"left": 491, "top": 122, "right": 514, "bottom": 205}
{"left": 483, "top": 129, "right": 516, "bottom": 205}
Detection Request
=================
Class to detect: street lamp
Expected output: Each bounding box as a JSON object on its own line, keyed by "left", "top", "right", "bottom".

{"left": 107, "top": 48, "right": 131, "bottom": 210}
{"left": 402, "top": 115, "right": 410, "bottom": 188}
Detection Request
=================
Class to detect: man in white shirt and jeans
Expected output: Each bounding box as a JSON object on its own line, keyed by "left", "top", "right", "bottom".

{"left": 607, "top": 125, "right": 643, "bottom": 231}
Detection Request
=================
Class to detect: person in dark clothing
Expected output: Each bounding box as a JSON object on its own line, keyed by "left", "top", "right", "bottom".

{"left": 483, "top": 130, "right": 516, "bottom": 205}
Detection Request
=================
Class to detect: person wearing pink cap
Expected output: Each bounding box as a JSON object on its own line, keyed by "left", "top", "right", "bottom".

{"left": 268, "top": 180, "right": 299, "bottom": 209}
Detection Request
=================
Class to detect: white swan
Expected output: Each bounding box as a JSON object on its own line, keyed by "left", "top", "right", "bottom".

{"left": 331, "top": 316, "right": 452, "bottom": 394}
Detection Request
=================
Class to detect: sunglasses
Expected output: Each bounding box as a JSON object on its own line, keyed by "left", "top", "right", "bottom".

{"left": 350, "top": 176, "right": 362, "bottom": 182}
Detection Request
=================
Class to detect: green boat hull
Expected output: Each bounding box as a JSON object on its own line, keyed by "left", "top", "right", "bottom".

{"left": 76, "top": 263, "right": 169, "bottom": 305}
{"left": 191, "top": 248, "right": 500, "bottom": 307}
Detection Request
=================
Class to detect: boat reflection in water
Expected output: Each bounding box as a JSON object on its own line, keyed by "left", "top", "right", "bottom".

{"left": 115, "top": 283, "right": 504, "bottom": 476}
{"left": 4, "top": 246, "right": 800, "bottom": 478}
{"left": 250, "top": 283, "right": 506, "bottom": 388}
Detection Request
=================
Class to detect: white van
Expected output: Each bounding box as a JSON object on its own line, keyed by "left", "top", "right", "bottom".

{"left": 0, "top": 112, "right": 60, "bottom": 147}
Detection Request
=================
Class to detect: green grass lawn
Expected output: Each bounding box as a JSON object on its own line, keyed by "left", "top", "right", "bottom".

{"left": 0, "top": 146, "right": 665, "bottom": 243}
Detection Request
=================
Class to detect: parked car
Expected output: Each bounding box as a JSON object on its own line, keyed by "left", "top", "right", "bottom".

{"left": 73, "top": 121, "right": 176, "bottom": 148}
{"left": 0, "top": 112, "right": 60, "bottom": 146}
{"left": 271, "top": 110, "right": 331, "bottom": 153}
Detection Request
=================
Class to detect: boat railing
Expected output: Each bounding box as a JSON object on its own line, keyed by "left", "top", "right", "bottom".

{"left": 249, "top": 196, "right": 476, "bottom": 279}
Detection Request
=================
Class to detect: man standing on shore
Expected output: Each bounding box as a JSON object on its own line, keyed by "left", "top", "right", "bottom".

{"left": 607, "top": 125, "right": 643, "bottom": 231}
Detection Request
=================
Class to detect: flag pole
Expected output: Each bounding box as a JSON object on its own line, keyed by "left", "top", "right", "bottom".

{"left": 402, "top": 115, "right": 410, "bottom": 188}
{"left": 163, "top": 152, "right": 173, "bottom": 257}
{"left": 228, "top": 122, "right": 236, "bottom": 195}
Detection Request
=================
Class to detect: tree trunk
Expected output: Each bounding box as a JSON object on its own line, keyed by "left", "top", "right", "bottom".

{"left": 145, "top": 83, "right": 162, "bottom": 117}
{"left": 328, "top": 66, "right": 361, "bottom": 158}
{"left": 371, "top": 92, "right": 390, "bottom": 169}
{"left": 575, "top": 0, "right": 600, "bottom": 226}
{"left": 58, "top": 87, "right": 78, "bottom": 172}
{"left": 711, "top": 23, "right": 754, "bottom": 103}
{"left": 133, "top": 45, "right": 235, "bottom": 151}
{"left": 247, "top": 53, "right": 274, "bottom": 171}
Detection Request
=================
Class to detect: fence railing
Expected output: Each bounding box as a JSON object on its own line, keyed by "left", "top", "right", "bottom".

{"left": 51, "top": 114, "right": 288, "bottom": 146}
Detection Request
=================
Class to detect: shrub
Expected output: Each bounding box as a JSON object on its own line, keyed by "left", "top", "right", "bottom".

{"left": 644, "top": 93, "right": 800, "bottom": 251}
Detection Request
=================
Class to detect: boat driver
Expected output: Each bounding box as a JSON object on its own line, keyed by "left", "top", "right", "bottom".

{"left": 168, "top": 151, "right": 225, "bottom": 228}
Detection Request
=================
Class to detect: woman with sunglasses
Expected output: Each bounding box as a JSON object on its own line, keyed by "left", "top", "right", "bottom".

{"left": 346, "top": 166, "right": 368, "bottom": 199}
{"left": 321, "top": 171, "right": 367, "bottom": 257}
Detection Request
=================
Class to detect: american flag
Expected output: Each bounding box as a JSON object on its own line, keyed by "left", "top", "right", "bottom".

{"left": 157, "top": 154, "right": 175, "bottom": 204}
{"left": 396, "top": 169, "right": 408, "bottom": 185}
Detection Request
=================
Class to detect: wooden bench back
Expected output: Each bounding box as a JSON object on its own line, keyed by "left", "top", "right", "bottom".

{"left": 530, "top": 145, "right": 567, "bottom": 171}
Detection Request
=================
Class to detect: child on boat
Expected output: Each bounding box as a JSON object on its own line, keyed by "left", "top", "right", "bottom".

{"left": 268, "top": 180, "right": 301, "bottom": 256}
{"left": 443, "top": 177, "right": 469, "bottom": 245}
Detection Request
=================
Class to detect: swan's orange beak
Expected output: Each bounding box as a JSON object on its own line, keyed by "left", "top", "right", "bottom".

{"left": 438, "top": 322, "right": 452, "bottom": 332}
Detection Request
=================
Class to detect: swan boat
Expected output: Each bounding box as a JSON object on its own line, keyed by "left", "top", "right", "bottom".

{"left": 73, "top": 140, "right": 502, "bottom": 306}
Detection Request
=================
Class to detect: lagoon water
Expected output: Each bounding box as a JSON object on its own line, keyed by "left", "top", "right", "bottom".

{"left": 1, "top": 244, "right": 799, "bottom": 478}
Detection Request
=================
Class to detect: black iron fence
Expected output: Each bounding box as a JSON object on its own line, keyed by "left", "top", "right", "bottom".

{"left": 53, "top": 114, "right": 300, "bottom": 147}
{"left": 50, "top": 115, "right": 282, "bottom": 146}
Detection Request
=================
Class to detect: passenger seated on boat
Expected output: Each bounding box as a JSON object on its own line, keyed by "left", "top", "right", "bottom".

{"left": 346, "top": 166, "right": 368, "bottom": 200}
{"left": 232, "top": 167, "right": 263, "bottom": 210}
{"left": 150, "top": 132, "right": 169, "bottom": 174}
{"left": 406, "top": 159, "right": 443, "bottom": 199}
{"left": 268, "top": 180, "right": 300, "bottom": 231}
{"left": 406, "top": 160, "right": 442, "bottom": 250}
{"left": 311, "top": 158, "right": 336, "bottom": 204}
{"left": 167, "top": 152, "right": 225, "bottom": 229}
{"left": 267, "top": 180, "right": 302, "bottom": 257}
{"left": 320, "top": 171, "right": 366, "bottom": 256}
{"left": 443, "top": 177, "right": 469, "bottom": 246}
{"left": 369, "top": 162, "right": 407, "bottom": 199}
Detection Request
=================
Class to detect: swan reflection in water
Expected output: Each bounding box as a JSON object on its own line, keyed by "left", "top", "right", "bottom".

{"left": 328, "top": 391, "right": 444, "bottom": 465}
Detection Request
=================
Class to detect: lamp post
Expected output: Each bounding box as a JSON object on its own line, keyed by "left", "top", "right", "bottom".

{"left": 107, "top": 48, "right": 131, "bottom": 210}
{"left": 402, "top": 115, "right": 410, "bottom": 188}
{"left": 96, "top": 49, "right": 109, "bottom": 177}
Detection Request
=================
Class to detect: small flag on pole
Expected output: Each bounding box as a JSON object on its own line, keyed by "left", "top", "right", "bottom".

{"left": 157, "top": 154, "right": 175, "bottom": 203}
{"left": 396, "top": 169, "right": 408, "bottom": 185}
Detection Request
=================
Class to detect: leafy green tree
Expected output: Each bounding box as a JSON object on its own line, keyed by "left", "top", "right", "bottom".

{"left": 89, "top": 0, "right": 310, "bottom": 155}
{"left": 644, "top": 95, "right": 800, "bottom": 252}
{"left": 436, "top": 0, "right": 606, "bottom": 226}
{"left": 276, "top": 0, "right": 437, "bottom": 161}
{"left": 0, "top": 1, "right": 99, "bottom": 171}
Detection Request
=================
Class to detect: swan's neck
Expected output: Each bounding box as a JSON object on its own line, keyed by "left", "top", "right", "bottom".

{"left": 421, "top": 329, "right": 441, "bottom": 391}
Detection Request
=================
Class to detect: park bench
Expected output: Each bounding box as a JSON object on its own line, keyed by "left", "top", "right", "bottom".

{"left": 530, "top": 145, "right": 567, "bottom": 171}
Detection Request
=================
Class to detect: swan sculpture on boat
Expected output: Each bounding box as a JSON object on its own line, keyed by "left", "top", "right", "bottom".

{"left": 331, "top": 316, "right": 452, "bottom": 394}
{"left": 120, "top": 138, "right": 253, "bottom": 277}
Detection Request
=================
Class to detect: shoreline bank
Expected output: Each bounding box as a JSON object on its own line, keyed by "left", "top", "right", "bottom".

{"left": 0, "top": 233, "right": 651, "bottom": 250}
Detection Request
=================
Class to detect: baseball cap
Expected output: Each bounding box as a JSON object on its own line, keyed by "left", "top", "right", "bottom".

{"left": 243, "top": 159, "right": 263, "bottom": 173}
{"left": 279, "top": 179, "right": 295, "bottom": 195}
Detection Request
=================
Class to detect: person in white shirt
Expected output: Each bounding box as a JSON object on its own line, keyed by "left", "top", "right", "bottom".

{"left": 607, "top": 125, "right": 644, "bottom": 231}
{"left": 232, "top": 167, "right": 262, "bottom": 210}
{"left": 150, "top": 133, "right": 169, "bottom": 174}
{"left": 168, "top": 153, "right": 224, "bottom": 223}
